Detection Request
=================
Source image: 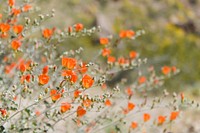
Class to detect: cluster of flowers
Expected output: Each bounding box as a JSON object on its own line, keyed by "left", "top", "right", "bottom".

{"left": 0, "top": 0, "right": 198, "bottom": 133}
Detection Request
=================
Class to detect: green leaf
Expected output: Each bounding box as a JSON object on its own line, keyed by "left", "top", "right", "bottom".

{"left": 0, "top": 126, "right": 5, "bottom": 133}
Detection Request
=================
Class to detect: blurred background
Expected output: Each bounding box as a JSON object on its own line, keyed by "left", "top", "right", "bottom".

{"left": 0, "top": 1, "right": 199, "bottom": 132}
{"left": 38, "top": 0, "right": 200, "bottom": 95}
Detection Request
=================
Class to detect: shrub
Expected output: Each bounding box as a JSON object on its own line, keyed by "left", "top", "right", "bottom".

{"left": 0, "top": 1, "right": 198, "bottom": 133}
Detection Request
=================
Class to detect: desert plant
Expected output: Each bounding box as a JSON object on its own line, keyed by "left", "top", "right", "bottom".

{"left": 0, "top": 1, "right": 199, "bottom": 133}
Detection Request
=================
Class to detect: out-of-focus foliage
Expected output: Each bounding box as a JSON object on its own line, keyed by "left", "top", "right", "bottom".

{"left": 38, "top": 0, "right": 200, "bottom": 91}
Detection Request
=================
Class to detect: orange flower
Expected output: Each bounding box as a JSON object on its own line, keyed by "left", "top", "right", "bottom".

{"left": 50, "top": 89, "right": 61, "bottom": 102}
{"left": 119, "top": 30, "right": 135, "bottom": 38}
{"left": 41, "top": 56, "right": 47, "bottom": 63}
{"left": 123, "top": 102, "right": 135, "bottom": 114}
{"left": 78, "top": 63, "right": 88, "bottom": 74}
{"left": 82, "top": 99, "right": 92, "bottom": 108}
{"left": 77, "top": 106, "right": 86, "bottom": 117}
{"left": 13, "top": 95, "right": 17, "bottom": 101}
{"left": 170, "top": 111, "right": 179, "bottom": 121}
{"left": 38, "top": 74, "right": 49, "bottom": 85}
{"left": 105, "top": 99, "right": 112, "bottom": 106}
{"left": 60, "top": 102, "right": 71, "bottom": 113}
{"left": 5, "top": 63, "right": 16, "bottom": 74}
{"left": 42, "top": 66, "right": 49, "bottom": 75}
{"left": 180, "top": 92, "right": 184, "bottom": 102}
{"left": 107, "top": 56, "right": 116, "bottom": 64}
{"left": 62, "top": 70, "right": 78, "bottom": 83}
{"left": 20, "top": 76, "right": 25, "bottom": 84}
{"left": 74, "top": 90, "right": 81, "bottom": 98}
{"left": 119, "top": 30, "right": 127, "bottom": 38}
{"left": 8, "top": 0, "right": 15, "bottom": 7}
{"left": 42, "top": 28, "right": 53, "bottom": 39}
{"left": 13, "top": 25, "right": 23, "bottom": 34}
{"left": 128, "top": 102, "right": 135, "bottom": 111}
{"left": 126, "top": 30, "right": 135, "bottom": 38}
{"left": 118, "top": 57, "right": 126, "bottom": 65}
{"left": 171, "top": 66, "right": 177, "bottom": 73}
{"left": 0, "top": 23, "right": 10, "bottom": 32}
{"left": 62, "top": 57, "right": 77, "bottom": 69}
{"left": 68, "top": 26, "right": 73, "bottom": 34}
{"left": 25, "top": 60, "right": 32, "bottom": 70}
{"left": 82, "top": 75, "right": 94, "bottom": 89}
{"left": 76, "top": 119, "right": 82, "bottom": 127}
{"left": 0, "top": 32, "right": 9, "bottom": 38}
{"left": 143, "top": 113, "right": 151, "bottom": 122}
{"left": 19, "top": 63, "right": 26, "bottom": 72}
{"left": 11, "top": 40, "right": 21, "bottom": 50}
{"left": 12, "top": 8, "right": 21, "bottom": 16}
{"left": 102, "top": 48, "right": 111, "bottom": 57}
{"left": 125, "top": 87, "right": 133, "bottom": 97}
{"left": 131, "top": 122, "right": 138, "bottom": 129}
{"left": 35, "top": 110, "right": 41, "bottom": 116}
{"left": 100, "top": 38, "right": 109, "bottom": 45}
{"left": 75, "top": 23, "right": 84, "bottom": 32}
{"left": 101, "top": 83, "right": 107, "bottom": 90}
{"left": 138, "top": 76, "right": 146, "bottom": 84}
{"left": 17, "top": 60, "right": 29, "bottom": 72}
{"left": 10, "top": 18, "right": 18, "bottom": 25}
{"left": 23, "top": 4, "right": 32, "bottom": 12}
{"left": 158, "top": 115, "right": 166, "bottom": 125}
{"left": 154, "top": 79, "right": 159, "bottom": 85}
{"left": 162, "top": 66, "right": 171, "bottom": 75}
{"left": 0, "top": 109, "right": 7, "bottom": 117}
{"left": 123, "top": 108, "right": 129, "bottom": 114}
{"left": 25, "top": 74, "right": 31, "bottom": 82}
{"left": 129, "top": 51, "right": 137, "bottom": 59}
{"left": 3, "top": 56, "right": 9, "bottom": 62}
{"left": 1, "top": 33, "right": 8, "bottom": 38}
{"left": 85, "top": 127, "right": 92, "bottom": 133}
{"left": 61, "top": 89, "right": 65, "bottom": 94}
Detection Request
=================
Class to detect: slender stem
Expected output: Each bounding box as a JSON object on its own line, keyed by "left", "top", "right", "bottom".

{"left": 52, "top": 111, "right": 76, "bottom": 128}
{"left": 2, "top": 82, "right": 100, "bottom": 126}
{"left": 91, "top": 105, "right": 170, "bottom": 133}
